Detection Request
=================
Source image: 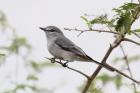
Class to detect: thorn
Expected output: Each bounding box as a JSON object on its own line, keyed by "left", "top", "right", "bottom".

{"left": 109, "top": 43, "right": 112, "bottom": 48}
{"left": 77, "top": 32, "right": 84, "bottom": 37}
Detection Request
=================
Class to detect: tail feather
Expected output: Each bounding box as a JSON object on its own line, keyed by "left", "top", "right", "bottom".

{"left": 84, "top": 55, "right": 115, "bottom": 72}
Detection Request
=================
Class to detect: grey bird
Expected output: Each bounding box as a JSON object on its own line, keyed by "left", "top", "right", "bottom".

{"left": 39, "top": 26, "right": 114, "bottom": 71}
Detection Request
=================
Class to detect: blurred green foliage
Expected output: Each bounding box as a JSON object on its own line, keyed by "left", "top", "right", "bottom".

{"left": 0, "top": 10, "right": 51, "bottom": 93}
{"left": 113, "top": 55, "right": 140, "bottom": 64}
{"left": 80, "top": 2, "right": 140, "bottom": 93}
{"left": 114, "top": 3, "right": 140, "bottom": 35}
{"left": 98, "top": 74, "right": 122, "bottom": 90}
{"left": 0, "top": 10, "right": 8, "bottom": 29}
{"left": 29, "top": 60, "right": 56, "bottom": 72}
{"left": 79, "top": 82, "right": 103, "bottom": 93}
{"left": 81, "top": 3, "right": 140, "bottom": 36}
{"left": 0, "top": 2, "right": 140, "bottom": 93}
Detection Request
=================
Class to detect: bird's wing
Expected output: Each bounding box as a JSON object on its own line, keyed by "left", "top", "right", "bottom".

{"left": 55, "top": 37, "right": 87, "bottom": 56}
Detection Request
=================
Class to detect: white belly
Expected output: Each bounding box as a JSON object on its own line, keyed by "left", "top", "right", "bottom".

{"left": 47, "top": 39, "right": 74, "bottom": 61}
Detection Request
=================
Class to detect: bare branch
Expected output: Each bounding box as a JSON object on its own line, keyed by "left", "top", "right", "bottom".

{"left": 131, "top": 31, "right": 140, "bottom": 39}
{"left": 82, "top": 36, "right": 140, "bottom": 93}
{"left": 123, "top": 38, "right": 140, "bottom": 46}
{"left": 64, "top": 28, "right": 119, "bottom": 35}
{"left": 82, "top": 37, "right": 122, "bottom": 93}
{"left": 120, "top": 45, "right": 137, "bottom": 93}
{"left": 45, "top": 57, "right": 90, "bottom": 79}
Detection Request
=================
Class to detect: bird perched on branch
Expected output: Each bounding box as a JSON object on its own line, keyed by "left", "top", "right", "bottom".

{"left": 39, "top": 26, "right": 114, "bottom": 71}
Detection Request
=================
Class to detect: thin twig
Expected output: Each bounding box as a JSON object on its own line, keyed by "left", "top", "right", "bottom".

{"left": 131, "top": 31, "right": 140, "bottom": 39}
{"left": 123, "top": 38, "right": 140, "bottom": 46}
{"left": 46, "top": 56, "right": 140, "bottom": 85}
{"left": 64, "top": 28, "right": 119, "bottom": 35}
{"left": 120, "top": 45, "right": 137, "bottom": 93}
{"left": 45, "top": 57, "right": 90, "bottom": 79}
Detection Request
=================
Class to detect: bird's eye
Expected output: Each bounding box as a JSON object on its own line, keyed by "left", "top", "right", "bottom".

{"left": 46, "top": 28, "right": 55, "bottom": 32}
{"left": 49, "top": 29, "right": 55, "bottom": 32}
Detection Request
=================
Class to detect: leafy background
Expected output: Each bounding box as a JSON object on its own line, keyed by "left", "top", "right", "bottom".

{"left": 0, "top": 0, "right": 140, "bottom": 93}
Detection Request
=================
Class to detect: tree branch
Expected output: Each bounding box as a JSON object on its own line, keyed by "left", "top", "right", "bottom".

{"left": 82, "top": 36, "right": 122, "bottom": 93}
{"left": 46, "top": 57, "right": 90, "bottom": 79}
{"left": 82, "top": 36, "right": 140, "bottom": 93}
{"left": 131, "top": 31, "right": 140, "bottom": 39}
{"left": 120, "top": 45, "right": 137, "bottom": 93}
{"left": 64, "top": 28, "right": 119, "bottom": 35}
{"left": 122, "top": 38, "right": 140, "bottom": 46}
{"left": 46, "top": 56, "right": 140, "bottom": 87}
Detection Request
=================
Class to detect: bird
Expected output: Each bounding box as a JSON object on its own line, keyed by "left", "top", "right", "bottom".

{"left": 39, "top": 26, "right": 114, "bottom": 71}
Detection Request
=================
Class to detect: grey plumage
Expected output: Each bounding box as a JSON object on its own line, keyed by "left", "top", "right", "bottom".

{"left": 55, "top": 37, "right": 93, "bottom": 61}
{"left": 40, "top": 26, "right": 114, "bottom": 71}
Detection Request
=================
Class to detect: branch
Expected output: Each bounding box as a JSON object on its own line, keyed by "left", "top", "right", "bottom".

{"left": 82, "top": 36, "right": 140, "bottom": 93}
{"left": 120, "top": 45, "right": 137, "bottom": 93}
{"left": 44, "top": 37, "right": 140, "bottom": 93}
{"left": 64, "top": 28, "right": 119, "bottom": 35}
{"left": 64, "top": 28, "right": 140, "bottom": 38}
{"left": 46, "top": 56, "right": 140, "bottom": 87}
{"left": 45, "top": 57, "right": 90, "bottom": 79}
{"left": 131, "top": 31, "right": 140, "bottom": 39}
{"left": 122, "top": 38, "right": 140, "bottom": 46}
{"left": 82, "top": 36, "right": 122, "bottom": 93}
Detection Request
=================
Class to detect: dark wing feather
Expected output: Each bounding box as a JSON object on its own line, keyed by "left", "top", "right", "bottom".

{"left": 55, "top": 37, "right": 87, "bottom": 56}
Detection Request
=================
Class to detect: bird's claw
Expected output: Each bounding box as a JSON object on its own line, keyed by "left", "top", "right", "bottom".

{"left": 62, "top": 62, "right": 69, "bottom": 67}
{"left": 62, "top": 63, "right": 68, "bottom": 67}
{"left": 50, "top": 58, "right": 55, "bottom": 63}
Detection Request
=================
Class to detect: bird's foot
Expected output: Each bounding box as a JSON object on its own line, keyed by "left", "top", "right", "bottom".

{"left": 62, "top": 61, "right": 69, "bottom": 67}
{"left": 50, "top": 58, "right": 56, "bottom": 63}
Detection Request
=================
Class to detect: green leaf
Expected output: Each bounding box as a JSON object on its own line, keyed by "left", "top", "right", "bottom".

{"left": 134, "top": 29, "right": 140, "bottom": 32}
{"left": 113, "top": 55, "right": 140, "bottom": 63}
{"left": 114, "top": 3, "right": 140, "bottom": 35}
{"left": 90, "top": 14, "right": 108, "bottom": 24}
{"left": 15, "top": 84, "right": 26, "bottom": 90}
{"left": 97, "top": 74, "right": 112, "bottom": 85}
{"left": 127, "top": 55, "right": 140, "bottom": 62}
{"left": 27, "top": 74, "right": 38, "bottom": 81}
{"left": 8, "top": 37, "right": 31, "bottom": 54}
{"left": 0, "top": 53, "right": 5, "bottom": 56}
{"left": 29, "top": 60, "right": 58, "bottom": 72}
{"left": 90, "top": 14, "right": 116, "bottom": 27}
{"left": 0, "top": 10, "right": 8, "bottom": 29}
{"left": 88, "top": 82, "right": 103, "bottom": 93}
{"left": 81, "top": 16, "right": 92, "bottom": 29}
{"left": 114, "top": 75, "right": 122, "bottom": 90}
{"left": 115, "top": 13, "right": 131, "bottom": 34}
{"left": 81, "top": 16, "right": 89, "bottom": 23}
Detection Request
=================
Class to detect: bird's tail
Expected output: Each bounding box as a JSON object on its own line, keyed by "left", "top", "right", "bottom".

{"left": 85, "top": 55, "right": 115, "bottom": 72}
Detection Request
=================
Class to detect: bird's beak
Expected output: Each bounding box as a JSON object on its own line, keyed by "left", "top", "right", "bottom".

{"left": 39, "top": 27, "right": 46, "bottom": 31}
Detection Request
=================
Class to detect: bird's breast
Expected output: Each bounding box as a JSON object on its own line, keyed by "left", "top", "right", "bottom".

{"left": 47, "top": 40, "right": 74, "bottom": 61}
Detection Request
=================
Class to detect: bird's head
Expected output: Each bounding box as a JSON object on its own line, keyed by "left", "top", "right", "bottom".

{"left": 39, "top": 26, "right": 64, "bottom": 35}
